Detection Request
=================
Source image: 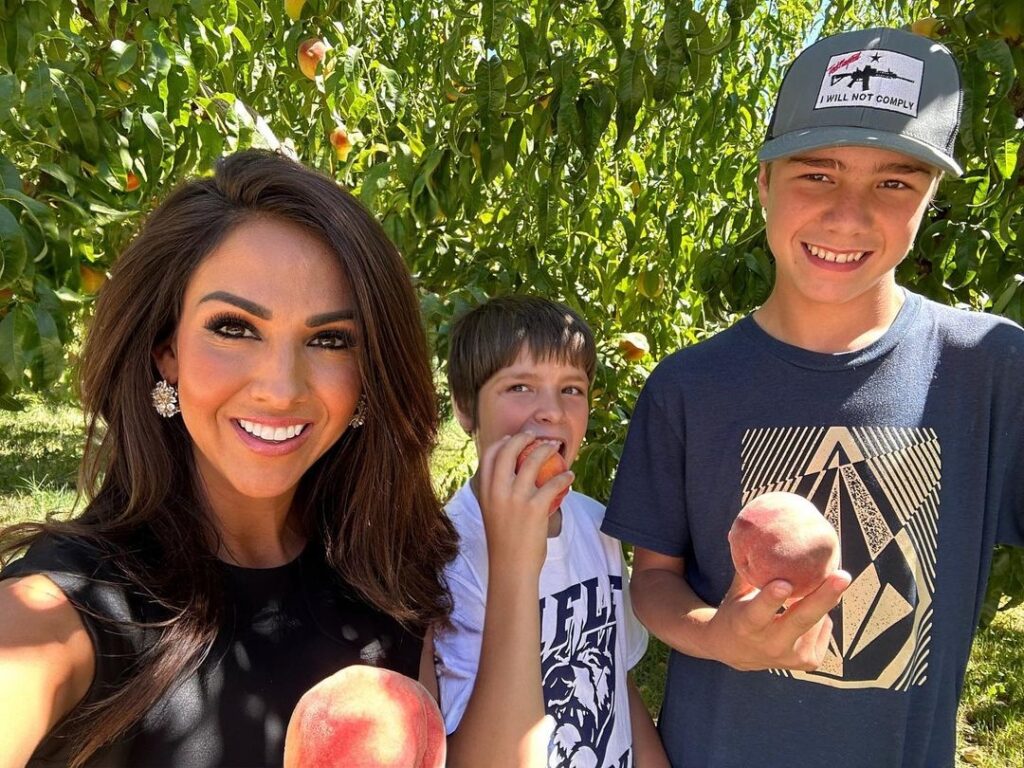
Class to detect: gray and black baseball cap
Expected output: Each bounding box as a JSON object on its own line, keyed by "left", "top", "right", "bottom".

{"left": 759, "top": 28, "right": 964, "bottom": 176}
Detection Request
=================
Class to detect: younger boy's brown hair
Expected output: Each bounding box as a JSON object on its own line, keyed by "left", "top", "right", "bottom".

{"left": 447, "top": 296, "right": 596, "bottom": 429}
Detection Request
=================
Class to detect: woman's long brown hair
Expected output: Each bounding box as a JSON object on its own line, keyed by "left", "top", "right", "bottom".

{"left": 0, "top": 150, "right": 457, "bottom": 766}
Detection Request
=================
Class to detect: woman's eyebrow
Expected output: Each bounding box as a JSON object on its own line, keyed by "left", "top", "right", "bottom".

{"left": 306, "top": 309, "right": 355, "bottom": 327}
{"left": 198, "top": 291, "right": 270, "bottom": 319}
{"left": 197, "top": 292, "right": 354, "bottom": 326}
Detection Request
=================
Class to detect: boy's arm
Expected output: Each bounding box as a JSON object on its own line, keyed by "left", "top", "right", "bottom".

{"left": 446, "top": 432, "right": 571, "bottom": 768}
{"left": 631, "top": 547, "right": 850, "bottom": 672}
{"left": 626, "top": 675, "right": 669, "bottom": 768}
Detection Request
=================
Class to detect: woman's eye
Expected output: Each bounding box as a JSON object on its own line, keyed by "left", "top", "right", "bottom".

{"left": 564, "top": 386, "right": 586, "bottom": 396}
{"left": 509, "top": 384, "right": 530, "bottom": 393}
{"left": 309, "top": 330, "right": 355, "bottom": 349}
{"left": 207, "top": 316, "right": 258, "bottom": 339}
{"left": 880, "top": 179, "right": 909, "bottom": 190}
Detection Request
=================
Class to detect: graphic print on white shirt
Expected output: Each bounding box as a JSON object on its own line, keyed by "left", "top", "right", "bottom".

{"left": 541, "top": 575, "right": 630, "bottom": 768}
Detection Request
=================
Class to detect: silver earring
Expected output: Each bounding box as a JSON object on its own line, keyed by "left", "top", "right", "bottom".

{"left": 151, "top": 380, "right": 180, "bottom": 418}
{"left": 348, "top": 394, "right": 366, "bottom": 428}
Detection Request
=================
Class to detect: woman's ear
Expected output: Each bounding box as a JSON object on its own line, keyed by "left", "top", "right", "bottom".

{"left": 152, "top": 337, "right": 179, "bottom": 383}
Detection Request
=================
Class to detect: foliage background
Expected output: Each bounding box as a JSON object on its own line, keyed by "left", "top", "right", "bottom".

{"left": 0, "top": 0, "right": 1021, "bottom": 609}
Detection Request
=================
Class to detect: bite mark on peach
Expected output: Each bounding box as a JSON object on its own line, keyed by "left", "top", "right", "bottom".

{"left": 516, "top": 439, "right": 570, "bottom": 514}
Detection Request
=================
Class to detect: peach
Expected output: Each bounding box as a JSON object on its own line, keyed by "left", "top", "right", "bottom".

{"left": 284, "top": 0, "right": 306, "bottom": 21}
{"left": 516, "top": 440, "right": 570, "bottom": 515}
{"left": 284, "top": 665, "right": 445, "bottom": 768}
{"left": 728, "top": 491, "right": 839, "bottom": 600}
{"left": 298, "top": 38, "right": 327, "bottom": 80}
{"left": 330, "top": 126, "right": 353, "bottom": 161}
{"left": 617, "top": 332, "right": 649, "bottom": 362}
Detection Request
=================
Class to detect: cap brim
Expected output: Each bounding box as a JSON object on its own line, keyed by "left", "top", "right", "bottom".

{"left": 759, "top": 126, "right": 963, "bottom": 176}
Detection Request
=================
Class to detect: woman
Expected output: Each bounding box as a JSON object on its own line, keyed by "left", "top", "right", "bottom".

{"left": 0, "top": 150, "right": 458, "bottom": 767}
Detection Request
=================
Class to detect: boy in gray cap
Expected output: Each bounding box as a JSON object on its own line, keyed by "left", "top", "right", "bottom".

{"left": 602, "top": 27, "right": 1024, "bottom": 767}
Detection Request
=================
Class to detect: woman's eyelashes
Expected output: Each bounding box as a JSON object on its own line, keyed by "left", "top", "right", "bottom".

{"left": 204, "top": 312, "right": 356, "bottom": 349}
{"left": 206, "top": 312, "right": 258, "bottom": 339}
{"left": 307, "top": 329, "right": 356, "bottom": 349}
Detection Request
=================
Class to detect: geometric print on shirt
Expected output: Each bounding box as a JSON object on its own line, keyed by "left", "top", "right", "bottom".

{"left": 742, "top": 425, "right": 940, "bottom": 690}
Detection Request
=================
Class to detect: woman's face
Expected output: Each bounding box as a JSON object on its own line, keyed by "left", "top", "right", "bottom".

{"left": 154, "top": 216, "right": 362, "bottom": 515}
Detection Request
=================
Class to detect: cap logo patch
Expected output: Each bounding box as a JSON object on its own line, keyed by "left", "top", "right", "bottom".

{"left": 814, "top": 49, "right": 924, "bottom": 117}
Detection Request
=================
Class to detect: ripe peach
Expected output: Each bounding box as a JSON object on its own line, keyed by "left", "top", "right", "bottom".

{"left": 516, "top": 440, "right": 569, "bottom": 515}
{"left": 728, "top": 491, "right": 839, "bottom": 600}
{"left": 298, "top": 38, "right": 327, "bottom": 80}
{"left": 909, "top": 17, "right": 941, "bottom": 38}
{"left": 125, "top": 172, "right": 140, "bottom": 192}
{"left": 330, "top": 126, "right": 353, "bottom": 161}
{"left": 284, "top": 665, "right": 445, "bottom": 768}
{"left": 79, "top": 264, "right": 107, "bottom": 294}
{"left": 617, "top": 332, "right": 649, "bottom": 362}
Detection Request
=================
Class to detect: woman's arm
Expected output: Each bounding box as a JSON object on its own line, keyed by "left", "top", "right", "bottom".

{"left": 0, "top": 575, "right": 95, "bottom": 768}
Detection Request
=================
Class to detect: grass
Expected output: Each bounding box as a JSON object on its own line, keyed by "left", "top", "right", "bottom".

{"left": 0, "top": 396, "right": 83, "bottom": 527}
{"left": 2, "top": 394, "right": 1022, "bottom": 765}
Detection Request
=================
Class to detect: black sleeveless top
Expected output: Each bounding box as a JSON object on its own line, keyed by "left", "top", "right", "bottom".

{"left": 1, "top": 535, "right": 422, "bottom": 767}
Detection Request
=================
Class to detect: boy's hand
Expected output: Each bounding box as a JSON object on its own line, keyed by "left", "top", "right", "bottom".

{"left": 706, "top": 569, "right": 852, "bottom": 672}
{"left": 477, "top": 432, "right": 574, "bottom": 574}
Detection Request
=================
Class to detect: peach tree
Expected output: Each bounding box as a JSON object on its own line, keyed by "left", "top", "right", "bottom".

{"left": 0, "top": 0, "right": 1021, "bottom": 610}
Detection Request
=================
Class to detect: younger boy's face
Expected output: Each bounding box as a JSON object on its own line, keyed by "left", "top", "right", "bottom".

{"left": 461, "top": 347, "right": 590, "bottom": 469}
{"left": 758, "top": 145, "right": 939, "bottom": 312}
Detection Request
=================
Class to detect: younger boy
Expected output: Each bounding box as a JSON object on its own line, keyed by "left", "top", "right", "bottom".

{"left": 434, "top": 296, "right": 668, "bottom": 768}
{"left": 602, "top": 28, "right": 1024, "bottom": 767}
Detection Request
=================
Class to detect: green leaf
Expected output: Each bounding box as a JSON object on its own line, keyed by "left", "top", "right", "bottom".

{"left": 514, "top": 17, "right": 540, "bottom": 83}
{"left": 0, "top": 304, "right": 30, "bottom": 385}
{"left": 23, "top": 63, "right": 52, "bottom": 121}
{"left": 52, "top": 76, "right": 100, "bottom": 157}
{"left": 0, "top": 205, "right": 27, "bottom": 290}
{"left": 103, "top": 40, "right": 139, "bottom": 78}
{"left": 994, "top": 138, "right": 1020, "bottom": 181}
{"left": 28, "top": 304, "right": 63, "bottom": 388}
{"left": 578, "top": 83, "right": 614, "bottom": 161}
{"left": 653, "top": 3, "right": 689, "bottom": 102}
{"left": 475, "top": 56, "right": 507, "bottom": 117}
{"left": 687, "top": 12, "right": 717, "bottom": 88}
{"left": 615, "top": 47, "right": 647, "bottom": 150}
{"left": 553, "top": 56, "right": 581, "bottom": 148}
{"left": 148, "top": 0, "right": 174, "bottom": 17}
{"left": 359, "top": 162, "right": 391, "bottom": 212}
{"left": 0, "top": 155, "right": 20, "bottom": 192}
{"left": 597, "top": 0, "right": 626, "bottom": 48}
{"left": 476, "top": 57, "right": 507, "bottom": 181}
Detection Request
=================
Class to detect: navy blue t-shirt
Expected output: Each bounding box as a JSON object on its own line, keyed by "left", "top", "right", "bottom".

{"left": 602, "top": 292, "right": 1024, "bottom": 768}
{"left": 1, "top": 535, "right": 422, "bottom": 767}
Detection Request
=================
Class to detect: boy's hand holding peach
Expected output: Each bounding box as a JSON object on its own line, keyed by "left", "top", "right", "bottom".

{"left": 476, "top": 432, "right": 573, "bottom": 574}
{"left": 698, "top": 492, "right": 851, "bottom": 673}
{"left": 703, "top": 566, "right": 851, "bottom": 673}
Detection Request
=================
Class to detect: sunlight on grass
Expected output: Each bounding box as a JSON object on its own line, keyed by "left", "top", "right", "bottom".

{"left": 430, "top": 417, "right": 475, "bottom": 501}
{"left": 0, "top": 396, "right": 83, "bottom": 523}
{"left": 956, "top": 606, "right": 1024, "bottom": 767}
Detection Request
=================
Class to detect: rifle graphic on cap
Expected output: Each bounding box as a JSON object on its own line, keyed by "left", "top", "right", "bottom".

{"left": 831, "top": 65, "right": 913, "bottom": 91}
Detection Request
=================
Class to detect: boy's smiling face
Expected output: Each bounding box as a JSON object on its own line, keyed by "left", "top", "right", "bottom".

{"left": 458, "top": 346, "right": 590, "bottom": 469}
{"left": 758, "top": 145, "right": 939, "bottom": 314}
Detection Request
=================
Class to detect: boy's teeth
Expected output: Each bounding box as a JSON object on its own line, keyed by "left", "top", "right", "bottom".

{"left": 238, "top": 419, "right": 306, "bottom": 442}
{"left": 807, "top": 244, "right": 865, "bottom": 263}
